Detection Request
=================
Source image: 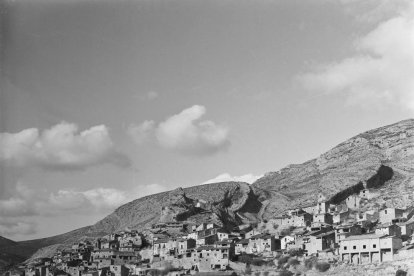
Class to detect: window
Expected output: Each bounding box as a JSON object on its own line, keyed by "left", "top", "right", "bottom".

{"left": 363, "top": 245, "right": 366, "bottom": 249}
{"left": 343, "top": 246, "right": 347, "bottom": 250}
{"left": 353, "top": 246, "right": 356, "bottom": 249}
{"left": 373, "top": 244, "right": 377, "bottom": 248}
{"left": 385, "top": 210, "right": 387, "bottom": 214}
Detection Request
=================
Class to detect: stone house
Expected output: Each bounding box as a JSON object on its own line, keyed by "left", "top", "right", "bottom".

{"left": 108, "top": 265, "right": 129, "bottom": 276}
{"left": 177, "top": 238, "right": 196, "bottom": 255}
{"left": 111, "top": 251, "right": 138, "bottom": 265}
{"left": 244, "top": 229, "right": 261, "bottom": 239}
{"left": 300, "top": 203, "right": 317, "bottom": 215}
{"left": 197, "top": 234, "right": 219, "bottom": 246}
{"left": 66, "top": 265, "right": 82, "bottom": 276}
{"left": 333, "top": 210, "right": 349, "bottom": 225}
{"left": 91, "top": 249, "right": 117, "bottom": 261}
{"left": 186, "top": 232, "right": 198, "bottom": 240}
{"left": 100, "top": 240, "right": 119, "bottom": 251}
{"left": 316, "top": 192, "right": 330, "bottom": 214}
{"left": 217, "top": 229, "right": 230, "bottom": 241}
{"left": 206, "top": 223, "right": 219, "bottom": 230}
{"left": 339, "top": 234, "right": 403, "bottom": 264}
{"left": 119, "top": 235, "right": 142, "bottom": 249}
{"left": 280, "top": 235, "right": 295, "bottom": 250}
{"left": 246, "top": 234, "right": 279, "bottom": 254}
{"left": 153, "top": 239, "right": 178, "bottom": 258}
{"left": 345, "top": 195, "right": 361, "bottom": 209}
{"left": 359, "top": 189, "right": 379, "bottom": 200}
{"left": 375, "top": 223, "right": 401, "bottom": 237}
{"left": 234, "top": 239, "right": 249, "bottom": 255}
{"left": 281, "top": 211, "right": 313, "bottom": 227}
{"left": 313, "top": 213, "right": 333, "bottom": 225}
{"left": 396, "top": 218, "right": 414, "bottom": 237}
{"left": 194, "top": 245, "right": 233, "bottom": 272}
{"left": 334, "top": 224, "right": 362, "bottom": 245}
{"left": 303, "top": 231, "right": 335, "bottom": 255}
{"left": 196, "top": 223, "right": 208, "bottom": 232}
{"left": 379, "top": 208, "right": 405, "bottom": 223}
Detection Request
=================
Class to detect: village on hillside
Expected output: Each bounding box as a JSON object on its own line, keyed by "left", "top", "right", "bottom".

{"left": 5, "top": 184, "right": 414, "bottom": 276}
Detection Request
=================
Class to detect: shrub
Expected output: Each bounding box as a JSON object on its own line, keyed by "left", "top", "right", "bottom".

{"left": 288, "top": 258, "right": 300, "bottom": 267}
{"left": 251, "top": 258, "right": 265, "bottom": 266}
{"left": 244, "top": 264, "right": 252, "bottom": 275}
{"left": 315, "top": 261, "right": 330, "bottom": 272}
{"left": 238, "top": 253, "right": 255, "bottom": 264}
{"left": 279, "top": 270, "right": 294, "bottom": 276}
{"left": 304, "top": 257, "right": 316, "bottom": 269}
{"left": 396, "top": 270, "right": 407, "bottom": 276}
{"left": 277, "top": 256, "right": 290, "bottom": 268}
{"left": 288, "top": 248, "right": 304, "bottom": 257}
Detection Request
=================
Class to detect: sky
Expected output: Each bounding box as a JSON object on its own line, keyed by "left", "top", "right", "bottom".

{"left": 1, "top": 0, "right": 413, "bottom": 241}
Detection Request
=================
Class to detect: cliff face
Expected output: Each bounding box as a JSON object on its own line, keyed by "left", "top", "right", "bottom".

{"left": 252, "top": 119, "right": 414, "bottom": 219}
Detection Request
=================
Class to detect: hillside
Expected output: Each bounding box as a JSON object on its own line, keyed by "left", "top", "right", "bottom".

{"left": 0, "top": 236, "right": 16, "bottom": 248}
{"left": 2, "top": 118, "right": 413, "bottom": 265}
{"left": 0, "top": 237, "right": 23, "bottom": 273}
{"left": 252, "top": 118, "right": 414, "bottom": 219}
{"left": 2, "top": 181, "right": 259, "bottom": 263}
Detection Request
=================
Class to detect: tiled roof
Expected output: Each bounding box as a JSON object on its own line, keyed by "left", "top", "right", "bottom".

{"left": 235, "top": 239, "right": 249, "bottom": 244}
{"left": 375, "top": 222, "right": 395, "bottom": 229}
{"left": 315, "top": 231, "right": 335, "bottom": 238}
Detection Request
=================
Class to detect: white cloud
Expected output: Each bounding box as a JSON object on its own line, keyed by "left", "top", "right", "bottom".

{"left": 298, "top": 2, "right": 414, "bottom": 113}
{"left": 203, "top": 173, "right": 262, "bottom": 185}
{"left": 127, "top": 120, "right": 155, "bottom": 144}
{"left": 129, "top": 105, "right": 230, "bottom": 156}
{"left": 0, "top": 122, "right": 130, "bottom": 170}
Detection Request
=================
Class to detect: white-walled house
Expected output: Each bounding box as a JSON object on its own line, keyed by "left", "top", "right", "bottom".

{"left": 339, "top": 234, "right": 402, "bottom": 264}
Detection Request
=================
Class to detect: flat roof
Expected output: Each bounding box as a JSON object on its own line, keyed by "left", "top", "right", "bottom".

{"left": 343, "top": 234, "right": 386, "bottom": 241}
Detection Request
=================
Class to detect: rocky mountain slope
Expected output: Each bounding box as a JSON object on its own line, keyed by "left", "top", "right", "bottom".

{"left": 252, "top": 118, "right": 414, "bottom": 219}
{"left": 2, "top": 118, "right": 413, "bottom": 264}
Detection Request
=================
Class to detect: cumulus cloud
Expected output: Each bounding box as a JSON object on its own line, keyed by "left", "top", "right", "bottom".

{"left": 298, "top": 2, "right": 414, "bottom": 113}
{"left": 203, "top": 173, "right": 263, "bottom": 185}
{"left": 0, "top": 122, "right": 130, "bottom": 170}
{"left": 129, "top": 105, "right": 230, "bottom": 156}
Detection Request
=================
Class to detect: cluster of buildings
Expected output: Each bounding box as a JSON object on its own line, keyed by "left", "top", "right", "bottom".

{"left": 6, "top": 186, "right": 414, "bottom": 276}
{"left": 268, "top": 190, "right": 414, "bottom": 264}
